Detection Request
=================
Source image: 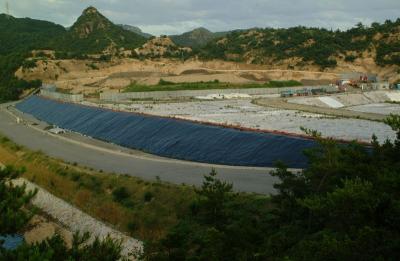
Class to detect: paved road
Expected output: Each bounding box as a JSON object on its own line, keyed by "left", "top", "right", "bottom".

{"left": 254, "top": 98, "right": 387, "bottom": 122}
{"left": 0, "top": 104, "right": 280, "bottom": 194}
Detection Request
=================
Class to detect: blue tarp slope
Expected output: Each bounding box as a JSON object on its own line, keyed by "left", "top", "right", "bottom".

{"left": 16, "top": 96, "right": 317, "bottom": 168}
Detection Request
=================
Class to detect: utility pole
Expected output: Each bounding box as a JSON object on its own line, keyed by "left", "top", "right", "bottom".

{"left": 5, "top": 1, "right": 10, "bottom": 17}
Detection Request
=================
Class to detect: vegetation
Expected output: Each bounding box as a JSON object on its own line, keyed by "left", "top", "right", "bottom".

{"left": 0, "top": 14, "right": 62, "bottom": 102}
{"left": 0, "top": 7, "right": 147, "bottom": 103}
{"left": 0, "top": 134, "right": 195, "bottom": 241}
{"left": 1, "top": 114, "right": 400, "bottom": 259}
{"left": 265, "top": 80, "right": 302, "bottom": 88}
{"left": 0, "top": 166, "right": 37, "bottom": 234}
{"left": 1, "top": 8, "right": 399, "bottom": 103}
{"left": 0, "top": 14, "right": 65, "bottom": 55}
{"left": 143, "top": 115, "right": 400, "bottom": 260}
{"left": 0, "top": 164, "right": 125, "bottom": 260}
{"left": 124, "top": 79, "right": 302, "bottom": 93}
{"left": 198, "top": 19, "right": 400, "bottom": 68}
{"left": 0, "top": 52, "right": 42, "bottom": 102}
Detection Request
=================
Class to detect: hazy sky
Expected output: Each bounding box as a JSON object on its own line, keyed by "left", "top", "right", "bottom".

{"left": 4, "top": 0, "right": 400, "bottom": 35}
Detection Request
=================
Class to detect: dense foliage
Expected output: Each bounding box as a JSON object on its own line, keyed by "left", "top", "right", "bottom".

{"left": 0, "top": 14, "right": 61, "bottom": 102}
{"left": 143, "top": 115, "right": 400, "bottom": 260}
{"left": 0, "top": 52, "right": 42, "bottom": 102}
{"left": 0, "top": 14, "right": 65, "bottom": 55}
{"left": 0, "top": 164, "right": 125, "bottom": 260}
{"left": 0, "top": 166, "right": 36, "bottom": 234}
{"left": 199, "top": 19, "right": 400, "bottom": 68}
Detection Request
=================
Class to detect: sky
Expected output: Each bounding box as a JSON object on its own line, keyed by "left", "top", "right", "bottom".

{"left": 3, "top": 0, "right": 400, "bottom": 35}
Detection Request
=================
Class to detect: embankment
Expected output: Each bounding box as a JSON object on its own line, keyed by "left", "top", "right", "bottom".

{"left": 16, "top": 95, "right": 319, "bottom": 168}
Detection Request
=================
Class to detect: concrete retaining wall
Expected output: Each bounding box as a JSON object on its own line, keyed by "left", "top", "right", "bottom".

{"left": 40, "top": 89, "right": 84, "bottom": 103}
{"left": 100, "top": 85, "right": 331, "bottom": 102}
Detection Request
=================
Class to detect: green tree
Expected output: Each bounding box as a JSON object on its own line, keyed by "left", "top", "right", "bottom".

{"left": 0, "top": 166, "right": 37, "bottom": 234}
{"left": 0, "top": 164, "right": 125, "bottom": 260}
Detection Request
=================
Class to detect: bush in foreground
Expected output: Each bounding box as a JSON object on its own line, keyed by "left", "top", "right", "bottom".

{"left": 0, "top": 165, "right": 125, "bottom": 260}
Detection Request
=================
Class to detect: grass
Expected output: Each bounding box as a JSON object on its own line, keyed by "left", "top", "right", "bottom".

{"left": 0, "top": 133, "right": 196, "bottom": 241}
{"left": 55, "top": 88, "right": 73, "bottom": 94}
{"left": 386, "top": 101, "right": 400, "bottom": 105}
{"left": 124, "top": 79, "right": 303, "bottom": 93}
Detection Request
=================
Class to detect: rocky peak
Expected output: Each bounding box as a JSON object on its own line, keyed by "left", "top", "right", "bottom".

{"left": 71, "top": 6, "right": 112, "bottom": 38}
{"left": 82, "top": 6, "right": 99, "bottom": 15}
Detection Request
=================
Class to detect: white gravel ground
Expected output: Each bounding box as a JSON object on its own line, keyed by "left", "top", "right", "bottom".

{"left": 89, "top": 99, "right": 396, "bottom": 143}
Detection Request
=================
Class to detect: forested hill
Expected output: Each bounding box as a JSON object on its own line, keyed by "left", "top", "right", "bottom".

{"left": 0, "top": 14, "right": 65, "bottom": 54}
{"left": 0, "top": 7, "right": 146, "bottom": 102}
{"left": 0, "top": 7, "right": 147, "bottom": 56}
{"left": 198, "top": 20, "right": 400, "bottom": 68}
{"left": 0, "top": 14, "right": 63, "bottom": 101}
{"left": 1, "top": 7, "right": 399, "bottom": 68}
{"left": 0, "top": 6, "right": 399, "bottom": 102}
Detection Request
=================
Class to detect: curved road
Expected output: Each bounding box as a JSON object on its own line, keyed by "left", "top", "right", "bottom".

{"left": 0, "top": 104, "right": 281, "bottom": 194}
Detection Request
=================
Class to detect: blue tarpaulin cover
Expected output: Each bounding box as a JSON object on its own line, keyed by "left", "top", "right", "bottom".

{"left": 16, "top": 96, "right": 317, "bottom": 168}
{"left": 0, "top": 234, "right": 24, "bottom": 250}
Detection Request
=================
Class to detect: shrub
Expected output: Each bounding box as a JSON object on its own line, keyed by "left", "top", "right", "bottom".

{"left": 345, "top": 55, "right": 357, "bottom": 62}
{"left": 112, "top": 187, "right": 130, "bottom": 203}
{"left": 127, "top": 221, "right": 138, "bottom": 232}
{"left": 158, "top": 79, "right": 174, "bottom": 85}
{"left": 70, "top": 172, "right": 81, "bottom": 182}
{"left": 144, "top": 191, "right": 154, "bottom": 202}
{"left": 22, "top": 59, "right": 37, "bottom": 69}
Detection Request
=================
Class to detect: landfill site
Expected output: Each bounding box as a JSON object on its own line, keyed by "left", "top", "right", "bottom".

{"left": 11, "top": 69, "right": 400, "bottom": 169}
{"left": 84, "top": 91, "right": 399, "bottom": 143}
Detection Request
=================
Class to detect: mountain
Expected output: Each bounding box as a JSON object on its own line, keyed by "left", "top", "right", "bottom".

{"left": 53, "top": 6, "right": 147, "bottom": 54}
{"left": 0, "top": 14, "right": 66, "bottom": 55}
{"left": 198, "top": 20, "right": 400, "bottom": 68}
{"left": 119, "top": 24, "right": 153, "bottom": 39}
{"left": 170, "top": 27, "right": 228, "bottom": 48}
